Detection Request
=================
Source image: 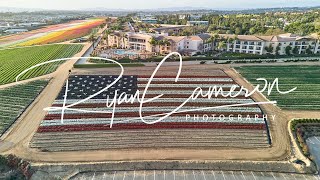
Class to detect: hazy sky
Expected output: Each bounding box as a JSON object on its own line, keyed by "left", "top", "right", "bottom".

{"left": 1, "top": 0, "right": 320, "bottom": 10}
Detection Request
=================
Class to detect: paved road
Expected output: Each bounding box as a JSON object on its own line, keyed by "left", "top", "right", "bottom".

{"left": 76, "top": 24, "right": 108, "bottom": 65}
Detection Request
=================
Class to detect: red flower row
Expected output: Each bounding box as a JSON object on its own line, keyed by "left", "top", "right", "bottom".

{"left": 138, "top": 81, "right": 236, "bottom": 84}
{"left": 52, "top": 102, "right": 259, "bottom": 108}
{"left": 138, "top": 76, "right": 231, "bottom": 78}
{"left": 137, "top": 87, "right": 242, "bottom": 91}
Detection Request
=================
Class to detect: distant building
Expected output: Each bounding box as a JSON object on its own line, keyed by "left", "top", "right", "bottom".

{"left": 151, "top": 25, "right": 189, "bottom": 35}
{"left": 140, "top": 18, "right": 158, "bottom": 24}
{"left": 4, "top": 29, "right": 28, "bottom": 34}
{"left": 186, "top": 21, "right": 209, "bottom": 26}
{"left": 189, "top": 14, "right": 202, "bottom": 20}
{"left": 134, "top": 14, "right": 158, "bottom": 24}
{"left": 178, "top": 14, "right": 187, "bottom": 20}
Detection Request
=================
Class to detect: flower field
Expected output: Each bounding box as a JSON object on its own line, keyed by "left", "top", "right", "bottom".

{"left": 235, "top": 65, "right": 320, "bottom": 110}
{"left": 0, "top": 19, "right": 105, "bottom": 48}
{"left": 30, "top": 74, "right": 271, "bottom": 151}
{"left": 0, "top": 80, "right": 48, "bottom": 136}
{"left": 0, "top": 44, "right": 83, "bottom": 85}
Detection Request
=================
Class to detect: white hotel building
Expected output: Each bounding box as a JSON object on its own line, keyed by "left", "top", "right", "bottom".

{"left": 220, "top": 33, "right": 320, "bottom": 55}
{"left": 107, "top": 31, "right": 320, "bottom": 56}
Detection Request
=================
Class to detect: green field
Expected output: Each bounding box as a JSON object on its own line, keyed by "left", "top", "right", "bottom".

{"left": 0, "top": 44, "right": 83, "bottom": 85}
{"left": 235, "top": 65, "right": 320, "bottom": 110}
{"left": 0, "top": 80, "right": 48, "bottom": 136}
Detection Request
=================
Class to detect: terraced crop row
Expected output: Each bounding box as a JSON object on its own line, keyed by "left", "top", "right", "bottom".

{"left": 0, "top": 44, "right": 83, "bottom": 85}
{"left": 31, "top": 129, "right": 270, "bottom": 151}
{"left": 0, "top": 80, "right": 48, "bottom": 136}
{"left": 235, "top": 65, "right": 320, "bottom": 110}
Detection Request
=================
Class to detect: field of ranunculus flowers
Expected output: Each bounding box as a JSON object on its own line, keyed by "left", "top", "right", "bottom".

{"left": 0, "top": 19, "right": 105, "bottom": 48}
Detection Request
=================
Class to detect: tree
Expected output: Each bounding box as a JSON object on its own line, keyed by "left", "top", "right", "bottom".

{"left": 292, "top": 46, "right": 299, "bottom": 54}
{"left": 265, "top": 44, "right": 274, "bottom": 54}
{"left": 218, "top": 41, "right": 227, "bottom": 51}
{"left": 149, "top": 37, "right": 157, "bottom": 46}
{"left": 285, "top": 45, "right": 292, "bottom": 56}
{"left": 208, "top": 33, "right": 220, "bottom": 51}
{"left": 235, "top": 27, "right": 242, "bottom": 35}
{"left": 275, "top": 45, "right": 281, "bottom": 56}
{"left": 306, "top": 45, "right": 313, "bottom": 54}
{"left": 88, "top": 34, "right": 96, "bottom": 43}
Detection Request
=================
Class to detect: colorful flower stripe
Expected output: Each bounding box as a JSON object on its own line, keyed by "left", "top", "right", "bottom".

{"left": 43, "top": 112, "right": 263, "bottom": 120}
{"left": 47, "top": 107, "right": 262, "bottom": 115}
{"left": 137, "top": 76, "right": 231, "bottom": 78}
{"left": 17, "top": 19, "right": 105, "bottom": 46}
{"left": 138, "top": 87, "right": 242, "bottom": 91}
{"left": 53, "top": 98, "right": 255, "bottom": 104}
{"left": 0, "top": 20, "right": 88, "bottom": 45}
{"left": 51, "top": 102, "right": 260, "bottom": 108}
{"left": 137, "top": 78, "right": 234, "bottom": 82}
{"left": 138, "top": 81, "right": 237, "bottom": 84}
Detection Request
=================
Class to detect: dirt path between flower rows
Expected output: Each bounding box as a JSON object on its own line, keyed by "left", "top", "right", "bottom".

{"left": 0, "top": 63, "right": 302, "bottom": 164}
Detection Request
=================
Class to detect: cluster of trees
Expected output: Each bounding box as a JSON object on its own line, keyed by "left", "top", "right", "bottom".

{"left": 155, "top": 10, "right": 320, "bottom": 36}
{"left": 175, "top": 26, "right": 207, "bottom": 36}
{"left": 149, "top": 37, "right": 171, "bottom": 46}
{"left": 265, "top": 44, "right": 314, "bottom": 56}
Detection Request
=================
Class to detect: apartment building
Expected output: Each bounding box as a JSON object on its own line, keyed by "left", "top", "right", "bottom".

{"left": 107, "top": 31, "right": 319, "bottom": 56}
{"left": 107, "top": 31, "right": 211, "bottom": 55}
{"left": 107, "top": 31, "right": 128, "bottom": 49}
{"left": 127, "top": 33, "right": 154, "bottom": 52}
{"left": 220, "top": 33, "right": 319, "bottom": 55}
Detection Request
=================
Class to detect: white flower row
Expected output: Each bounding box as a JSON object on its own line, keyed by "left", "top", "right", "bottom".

{"left": 137, "top": 84, "right": 240, "bottom": 88}
{"left": 54, "top": 98, "right": 255, "bottom": 104}
{"left": 137, "top": 78, "right": 234, "bottom": 82}
{"left": 47, "top": 106, "right": 262, "bottom": 115}
{"left": 133, "top": 90, "right": 246, "bottom": 96}
{"left": 41, "top": 117, "right": 265, "bottom": 127}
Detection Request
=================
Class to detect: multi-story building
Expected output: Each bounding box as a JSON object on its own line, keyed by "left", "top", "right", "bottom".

{"left": 127, "top": 33, "right": 153, "bottom": 51}
{"left": 219, "top": 33, "right": 319, "bottom": 55}
{"left": 186, "top": 21, "right": 209, "bottom": 26}
{"left": 107, "top": 31, "right": 128, "bottom": 49}
{"left": 198, "top": 33, "right": 212, "bottom": 53}
{"left": 107, "top": 31, "right": 320, "bottom": 56}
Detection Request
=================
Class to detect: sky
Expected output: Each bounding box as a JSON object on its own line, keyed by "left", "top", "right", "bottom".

{"left": 1, "top": 0, "right": 320, "bottom": 10}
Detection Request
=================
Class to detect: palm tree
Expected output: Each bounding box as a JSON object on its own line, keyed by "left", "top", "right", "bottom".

{"left": 218, "top": 41, "right": 227, "bottom": 52}
{"left": 89, "top": 34, "right": 96, "bottom": 43}
{"left": 208, "top": 33, "right": 219, "bottom": 51}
